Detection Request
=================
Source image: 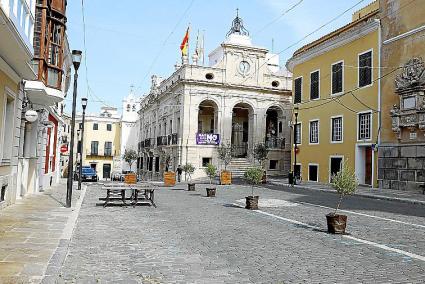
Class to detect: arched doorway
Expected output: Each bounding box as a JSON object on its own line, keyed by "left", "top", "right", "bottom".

{"left": 198, "top": 100, "right": 218, "bottom": 134}
{"left": 265, "top": 106, "right": 284, "bottom": 149}
{"left": 232, "top": 103, "right": 253, "bottom": 158}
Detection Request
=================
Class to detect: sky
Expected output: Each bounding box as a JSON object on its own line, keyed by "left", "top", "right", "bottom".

{"left": 65, "top": 0, "right": 375, "bottom": 114}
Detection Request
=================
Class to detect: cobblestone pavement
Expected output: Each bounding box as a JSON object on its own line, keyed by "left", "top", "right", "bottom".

{"left": 268, "top": 177, "right": 425, "bottom": 205}
{"left": 51, "top": 181, "right": 425, "bottom": 284}
{"left": 0, "top": 180, "right": 82, "bottom": 284}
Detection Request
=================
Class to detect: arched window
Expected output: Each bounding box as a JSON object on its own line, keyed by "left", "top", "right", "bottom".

{"left": 127, "top": 104, "right": 130, "bottom": 112}
{"left": 132, "top": 104, "right": 136, "bottom": 111}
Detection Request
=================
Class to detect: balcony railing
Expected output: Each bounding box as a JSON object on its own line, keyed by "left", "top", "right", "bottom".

{"left": 265, "top": 137, "right": 285, "bottom": 149}
{"left": 171, "top": 133, "right": 178, "bottom": 145}
{"left": 104, "top": 151, "right": 113, "bottom": 157}
{"left": 157, "top": 136, "right": 168, "bottom": 146}
{"left": 144, "top": 138, "right": 155, "bottom": 148}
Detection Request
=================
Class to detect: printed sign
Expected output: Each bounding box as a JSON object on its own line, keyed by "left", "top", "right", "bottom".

{"left": 196, "top": 133, "right": 220, "bottom": 145}
{"left": 60, "top": 144, "right": 68, "bottom": 153}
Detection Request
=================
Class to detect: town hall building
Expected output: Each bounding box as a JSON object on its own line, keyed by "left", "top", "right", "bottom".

{"left": 137, "top": 13, "right": 292, "bottom": 179}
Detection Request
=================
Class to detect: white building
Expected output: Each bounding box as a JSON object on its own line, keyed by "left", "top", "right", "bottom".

{"left": 120, "top": 88, "right": 141, "bottom": 172}
{"left": 137, "top": 14, "right": 292, "bottom": 180}
{"left": 0, "top": 0, "right": 36, "bottom": 208}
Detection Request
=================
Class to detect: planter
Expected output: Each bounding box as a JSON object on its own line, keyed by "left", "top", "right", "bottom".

{"left": 261, "top": 170, "right": 267, "bottom": 184}
{"left": 163, "top": 171, "right": 176, "bottom": 187}
{"left": 188, "top": 183, "right": 196, "bottom": 191}
{"left": 326, "top": 213, "right": 348, "bottom": 234}
{"left": 206, "top": 187, "right": 216, "bottom": 197}
{"left": 220, "top": 170, "right": 232, "bottom": 185}
{"left": 245, "top": 196, "right": 259, "bottom": 210}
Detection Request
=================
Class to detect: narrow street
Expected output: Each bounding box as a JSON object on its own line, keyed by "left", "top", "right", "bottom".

{"left": 49, "top": 183, "right": 425, "bottom": 283}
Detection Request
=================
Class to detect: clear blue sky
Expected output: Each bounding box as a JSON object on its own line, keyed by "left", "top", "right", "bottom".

{"left": 65, "top": 0, "right": 375, "bottom": 114}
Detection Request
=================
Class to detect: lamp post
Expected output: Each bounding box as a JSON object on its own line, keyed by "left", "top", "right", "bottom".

{"left": 293, "top": 106, "right": 299, "bottom": 185}
{"left": 78, "top": 97, "right": 88, "bottom": 191}
{"left": 66, "top": 50, "right": 82, "bottom": 208}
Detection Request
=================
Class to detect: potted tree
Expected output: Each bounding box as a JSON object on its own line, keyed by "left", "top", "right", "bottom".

{"left": 123, "top": 149, "right": 138, "bottom": 182}
{"left": 244, "top": 167, "right": 263, "bottom": 210}
{"left": 161, "top": 151, "right": 175, "bottom": 187}
{"left": 327, "top": 162, "right": 358, "bottom": 234}
{"left": 217, "top": 143, "right": 233, "bottom": 185}
{"left": 183, "top": 163, "right": 196, "bottom": 191}
{"left": 204, "top": 163, "right": 217, "bottom": 197}
{"left": 253, "top": 143, "right": 269, "bottom": 184}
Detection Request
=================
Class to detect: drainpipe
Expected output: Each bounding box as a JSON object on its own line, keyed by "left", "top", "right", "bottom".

{"left": 375, "top": 19, "right": 382, "bottom": 189}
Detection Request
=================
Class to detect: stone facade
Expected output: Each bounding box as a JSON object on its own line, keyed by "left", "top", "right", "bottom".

{"left": 137, "top": 14, "right": 292, "bottom": 180}
{"left": 378, "top": 0, "right": 425, "bottom": 192}
{"left": 378, "top": 144, "right": 425, "bottom": 191}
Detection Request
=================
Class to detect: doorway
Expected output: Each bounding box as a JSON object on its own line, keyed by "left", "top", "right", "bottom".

{"left": 103, "top": 163, "right": 111, "bottom": 179}
{"left": 232, "top": 103, "right": 252, "bottom": 158}
{"left": 330, "top": 157, "right": 343, "bottom": 182}
{"left": 365, "top": 147, "right": 372, "bottom": 185}
{"left": 308, "top": 164, "right": 318, "bottom": 182}
{"left": 355, "top": 146, "right": 373, "bottom": 186}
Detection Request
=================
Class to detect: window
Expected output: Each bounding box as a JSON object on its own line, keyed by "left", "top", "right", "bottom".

{"left": 308, "top": 164, "right": 318, "bottom": 182}
{"left": 90, "top": 141, "right": 99, "bottom": 155}
{"left": 332, "top": 62, "right": 343, "bottom": 94}
{"left": 309, "top": 120, "right": 319, "bottom": 144}
{"left": 359, "top": 51, "right": 372, "bottom": 87}
{"left": 294, "top": 77, "right": 302, "bottom": 104}
{"left": 104, "top": 142, "right": 112, "bottom": 156}
{"left": 93, "top": 123, "right": 98, "bottom": 130}
{"left": 294, "top": 123, "right": 301, "bottom": 144}
{"left": 155, "top": 157, "right": 160, "bottom": 172}
{"left": 358, "top": 112, "right": 371, "bottom": 140}
{"left": 106, "top": 124, "right": 112, "bottom": 131}
{"left": 202, "top": 157, "right": 212, "bottom": 167}
{"left": 310, "top": 71, "right": 320, "bottom": 100}
{"left": 269, "top": 160, "right": 278, "bottom": 170}
{"left": 79, "top": 123, "right": 82, "bottom": 130}
{"left": 331, "top": 117, "right": 343, "bottom": 142}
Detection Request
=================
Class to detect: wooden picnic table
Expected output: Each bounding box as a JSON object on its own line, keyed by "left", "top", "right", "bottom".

{"left": 98, "top": 182, "right": 157, "bottom": 208}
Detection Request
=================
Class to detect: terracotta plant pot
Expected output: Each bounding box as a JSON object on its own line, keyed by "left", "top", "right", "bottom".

{"left": 206, "top": 187, "right": 216, "bottom": 197}
{"left": 326, "top": 213, "right": 348, "bottom": 234}
{"left": 163, "top": 171, "right": 176, "bottom": 187}
{"left": 245, "top": 196, "right": 259, "bottom": 210}
{"left": 220, "top": 170, "right": 232, "bottom": 185}
{"left": 188, "top": 183, "right": 196, "bottom": 191}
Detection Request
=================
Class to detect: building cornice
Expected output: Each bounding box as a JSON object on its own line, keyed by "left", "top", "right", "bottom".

{"left": 286, "top": 20, "right": 379, "bottom": 71}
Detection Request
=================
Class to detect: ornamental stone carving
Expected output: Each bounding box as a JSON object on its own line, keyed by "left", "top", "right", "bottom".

{"left": 395, "top": 57, "right": 425, "bottom": 91}
{"left": 391, "top": 58, "right": 425, "bottom": 137}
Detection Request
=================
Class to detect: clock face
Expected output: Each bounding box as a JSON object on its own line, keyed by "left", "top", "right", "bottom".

{"left": 239, "top": 61, "right": 251, "bottom": 75}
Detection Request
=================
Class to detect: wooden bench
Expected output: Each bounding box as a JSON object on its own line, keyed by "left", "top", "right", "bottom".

{"left": 98, "top": 183, "right": 156, "bottom": 208}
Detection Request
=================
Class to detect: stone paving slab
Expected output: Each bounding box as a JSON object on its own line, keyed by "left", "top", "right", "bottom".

{"left": 0, "top": 180, "right": 83, "bottom": 284}
{"left": 54, "top": 182, "right": 424, "bottom": 283}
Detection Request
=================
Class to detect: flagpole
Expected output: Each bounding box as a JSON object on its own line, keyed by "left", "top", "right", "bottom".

{"left": 188, "top": 23, "right": 191, "bottom": 65}
{"left": 202, "top": 30, "right": 205, "bottom": 66}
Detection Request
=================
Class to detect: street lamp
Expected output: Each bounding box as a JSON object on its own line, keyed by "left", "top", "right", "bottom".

{"left": 78, "top": 97, "right": 88, "bottom": 191}
{"left": 293, "top": 106, "right": 299, "bottom": 185}
{"left": 66, "top": 50, "right": 82, "bottom": 208}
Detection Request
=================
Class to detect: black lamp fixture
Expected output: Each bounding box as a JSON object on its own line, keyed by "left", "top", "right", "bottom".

{"left": 78, "top": 97, "right": 88, "bottom": 191}
{"left": 293, "top": 105, "right": 299, "bottom": 185}
{"left": 66, "top": 50, "right": 83, "bottom": 207}
{"left": 72, "top": 50, "right": 82, "bottom": 71}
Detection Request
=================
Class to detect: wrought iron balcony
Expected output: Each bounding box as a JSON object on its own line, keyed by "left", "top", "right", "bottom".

{"left": 265, "top": 137, "right": 285, "bottom": 149}
{"left": 157, "top": 136, "right": 168, "bottom": 146}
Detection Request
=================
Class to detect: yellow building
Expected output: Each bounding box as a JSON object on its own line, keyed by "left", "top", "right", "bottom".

{"left": 75, "top": 107, "right": 121, "bottom": 180}
{"left": 286, "top": 2, "right": 380, "bottom": 187}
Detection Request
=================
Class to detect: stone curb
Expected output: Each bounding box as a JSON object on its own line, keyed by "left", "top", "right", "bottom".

{"left": 41, "top": 183, "right": 88, "bottom": 283}
{"left": 269, "top": 181, "right": 425, "bottom": 206}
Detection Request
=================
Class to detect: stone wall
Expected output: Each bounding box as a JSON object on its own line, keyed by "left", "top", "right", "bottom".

{"left": 378, "top": 144, "right": 425, "bottom": 191}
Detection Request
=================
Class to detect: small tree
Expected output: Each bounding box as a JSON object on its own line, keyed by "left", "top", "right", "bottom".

{"left": 244, "top": 167, "right": 263, "bottom": 197}
{"left": 253, "top": 143, "right": 269, "bottom": 169}
{"left": 123, "top": 149, "right": 138, "bottom": 172}
{"left": 204, "top": 163, "right": 217, "bottom": 185}
{"left": 183, "top": 163, "right": 195, "bottom": 182}
{"left": 331, "top": 161, "right": 357, "bottom": 215}
{"left": 217, "top": 143, "right": 233, "bottom": 171}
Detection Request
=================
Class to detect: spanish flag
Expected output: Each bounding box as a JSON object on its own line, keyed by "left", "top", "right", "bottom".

{"left": 180, "top": 27, "right": 189, "bottom": 56}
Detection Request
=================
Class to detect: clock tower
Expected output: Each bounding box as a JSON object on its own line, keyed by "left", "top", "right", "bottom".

{"left": 208, "top": 10, "right": 277, "bottom": 86}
